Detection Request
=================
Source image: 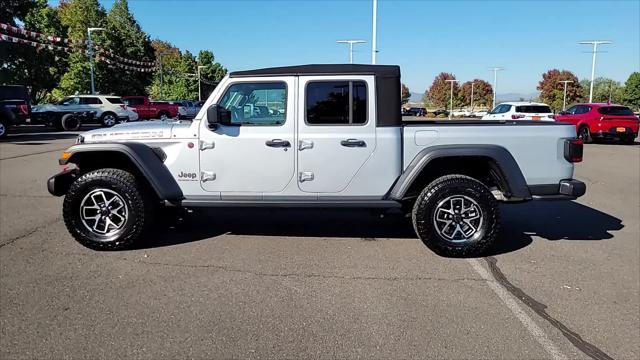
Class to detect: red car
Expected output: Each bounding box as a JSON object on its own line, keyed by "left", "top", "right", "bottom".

{"left": 122, "top": 96, "right": 179, "bottom": 120}
{"left": 555, "top": 103, "right": 639, "bottom": 145}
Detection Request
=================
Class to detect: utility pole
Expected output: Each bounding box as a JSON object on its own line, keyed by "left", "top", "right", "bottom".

{"left": 558, "top": 80, "right": 573, "bottom": 110}
{"left": 579, "top": 40, "right": 612, "bottom": 103}
{"left": 608, "top": 80, "right": 614, "bottom": 103}
{"left": 445, "top": 79, "right": 459, "bottom": 120}
{"left": 371, "top": 0, "right": 377, "bottom": 64}
{"left": 197, "top": 65, "right": 206, "bottom": 101}
{"left": 470, "top": 81, "right": 475, "bottom": 111}
{"left": 490, "top": 67, "right": 504, "bottom": 109}
{"left": 87, "top": 27, "right": 106, "bottom": 95}
{"left": 158, "top": 51, "right": 170, "bottom": 100}
{"left": 336, "top": 40, "right": 366, "bottom": 63}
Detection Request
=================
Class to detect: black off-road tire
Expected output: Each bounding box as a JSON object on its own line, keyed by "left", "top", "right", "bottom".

{"left": 412, "top": 175, "right": 499, "bottom": 257}
{"left": 61, "top": 113, "right": 81, "bottom": 131}
{"left": 63, "top": 168, "right": 156, "bottom": 250}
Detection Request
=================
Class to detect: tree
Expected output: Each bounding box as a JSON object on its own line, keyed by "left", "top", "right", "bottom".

{"left": 425, "top": 72, "right": 459, "bottom": 108}
{"left": 0, "top": 0, "right": 68, "bottom": 103}
{"left": 54, "top": 0, "right": 107, "bottom": 97}
{"left": 99, "top": 0, "right": 154, "bottom": 96}
{"left": 458, "top": 79, "right": 492, "bottom": 110}
{"left": 537, "top": 69, "right": 582, "bottom": 112}
{"left": 197, "top": 50, "right": 227, "bottom": 100}
{"left": 401, "top": 83, "right": 410, "bottom": 105}
{"left": 579, "top": 77, "right": 623, "bottom": 104}
{"left": 622, "top": 72, "right": 640, "bottom": 110}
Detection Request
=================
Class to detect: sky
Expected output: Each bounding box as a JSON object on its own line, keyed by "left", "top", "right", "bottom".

{"left": 49, "top": 0, "right": 640, "bottom": 95}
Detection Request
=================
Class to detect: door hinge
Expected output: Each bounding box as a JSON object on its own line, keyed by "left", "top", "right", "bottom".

{"left": 298, "top": 139, "right": 314, "bottom": 151}
{"left": 201, "top": 171, "right": 216, "bottom": 182}
{"left": 299, "top": 171, "right": 314, "bottom": 182}
{"left": 199, "top": 140, "right": 215, "bottom": 150}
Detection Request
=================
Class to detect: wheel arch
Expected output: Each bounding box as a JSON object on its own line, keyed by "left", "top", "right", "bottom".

{"left": 387, "top": 145, "right": 531, "bottom": 202}
{"left": 60, "top": 142, "right": 183, "bottom": 202}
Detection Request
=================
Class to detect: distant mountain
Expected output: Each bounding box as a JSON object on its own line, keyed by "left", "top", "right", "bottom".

{"left": 409, "top": 92, "right": 423, "bottom": 102}
{"left": 495, "top": 92, "right": 540, "bottom": 102}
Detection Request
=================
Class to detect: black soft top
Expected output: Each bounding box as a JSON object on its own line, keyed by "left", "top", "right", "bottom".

{"left": 229, "top": 64, "right": 401, "bottom": 127}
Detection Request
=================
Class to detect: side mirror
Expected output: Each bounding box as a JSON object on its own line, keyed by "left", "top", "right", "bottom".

{"left": 207, "top": 105, "right": 230, "bottom": 127}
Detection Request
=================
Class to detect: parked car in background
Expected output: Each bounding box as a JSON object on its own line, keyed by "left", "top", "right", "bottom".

{"left": 176, "top": 100, "right": 199, "bottom": 119}
{"left": 32, "top": 95, "right": 137, "bottom": 128}
{"left": 472, "top": 110, "right": 488, "bottom": 118}
{"left": 482, "top": 102, "right": 554, "bottom": 121}
{"left": 0, "top": 85, "right": 31, "bottom": 138}
{"left": 404, "top": 107, "right": 427, "bottom": 116}
{"left": 555, "top": 103, "right": 639, "bottom": 144}
{"left": 122, "top": 96, "right": 179, "bottom": 120}
{"left": 433, "top": 109, "right": 449, "bottom": 117}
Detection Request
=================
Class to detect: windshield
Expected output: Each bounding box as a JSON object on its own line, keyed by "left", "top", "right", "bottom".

{"left": 597, "top": 106, "right": 634, "bottom": 116}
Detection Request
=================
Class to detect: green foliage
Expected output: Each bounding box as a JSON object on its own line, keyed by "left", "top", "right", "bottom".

{"left": 537, "top": 69, "right": 582, "bottom": 112}
{"left": 435, "top": 113, "right": 448, "bottom": 118}
{"left": 401, "top": 83, "right": 410, "bottom": 105}
{"left": 579, "top": 77, "right": 623, "bottom": 104}
{"left": 622, "top": 72, "right": 640, "bottom": 110}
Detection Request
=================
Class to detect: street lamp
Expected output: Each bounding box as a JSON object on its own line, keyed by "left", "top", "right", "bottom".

{"left": 579, "top": 40, "right": 612, "bottom": 103}
{"left": 336, "top": 40, "right": 366, "bottom": 64}
{"left": 445, "top": 79, "right": 459, "bottom": 119}
{"left": 87, "top": 27, "right": 106, "bottom": 94}
{"left": 158, "top": 51, "right": 171, "bottom": 100}
{"left": 197, "top": 65, "right": 206, "bottom": 101}
{"left": 490, "top": 67, "right": 504, "bottom": 109}
{"left": 558, "top": 80, "right": 573, "bottom": 110}
{"left": 371, "top": 0, "right": 377, "bottom": 64}
{"left": 470, "top": 81, "right": 475, "bottom": 111}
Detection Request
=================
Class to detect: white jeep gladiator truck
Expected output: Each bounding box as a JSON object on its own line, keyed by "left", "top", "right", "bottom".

{"left": 47, "top": 65, "right": 586, "bottom": 256}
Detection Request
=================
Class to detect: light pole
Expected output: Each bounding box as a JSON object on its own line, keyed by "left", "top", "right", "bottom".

{"left": 87, "top": 27, "right": 106, "bottom": 94}
{"left": 158, "top": 51, "right": 170, "bottom": 100}
{"left": 470, "top": 81, "right": 475, "bottom": 111}
{"left": 490, "top": 67, "right": 504, "bottom": 109}
{"left": 579, "top": 40, "right": 612, "bottom": 103}
{"left": 371, "top": 0, "right": 377, "bottom": 64}
{"left": 197, "top": 65, "right": 206, "bottom": 101}
{"left": 336, "top": 40, "right": 366, "bottom": 64}
{"left": 558, "top": 80, "right": 573, "bottom": 110}
{"left": 445, "top": 79, "right": 459, "bottom": 119}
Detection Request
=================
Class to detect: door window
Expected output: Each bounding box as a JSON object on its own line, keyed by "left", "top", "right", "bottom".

{"left": 81, "top": 97, "right": 103, "bottom": 105}
{"left": 219, "top": 82, "right": 287, "bottom": 125}
{"left": 575, "top": 105, "right": 591, "bottom": 114}
{"left": 490, "top": 104, "right": 511, "bottom": 114}
{"left": 58, "top": 97, "right": 79, "bottom": 105}
{"left": 306, "top": 81, "right": 367, "bottom": 125}
{"left": 565, "top": 105, "right": 578, "bottom": 114}
{"left": 124, "top": 98, "right": 144, "bottom": 106}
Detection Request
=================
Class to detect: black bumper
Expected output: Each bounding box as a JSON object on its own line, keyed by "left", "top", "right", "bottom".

{"left": 47, "top": 168, "right": 78, "bottom": 196}
{"left": 592, "top": 128, "right": 638, "bottom": 139}
{"left": 529, "top": 179, "right": 586, "bottom": 200}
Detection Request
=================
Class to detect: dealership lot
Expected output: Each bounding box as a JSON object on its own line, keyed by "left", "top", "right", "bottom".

{"left": 0, "top": 127, "right": 638, "bottom": 359}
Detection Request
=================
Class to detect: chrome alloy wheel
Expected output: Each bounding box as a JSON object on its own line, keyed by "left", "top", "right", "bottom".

{"left": 80, "top": 188, "right": 129, "bottom": 237}
{"left": 433, "top": 195, "right": 483, "bottom": 242}
{"left": 103, "top": 114, "right": 116, "bottom": 126}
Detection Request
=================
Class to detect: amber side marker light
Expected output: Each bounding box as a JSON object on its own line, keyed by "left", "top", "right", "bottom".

{"left": 59, "top": 151, "right": 72, "bottom": 163}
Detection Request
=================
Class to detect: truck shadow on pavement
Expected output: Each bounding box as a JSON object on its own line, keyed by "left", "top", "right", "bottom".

{"left": 141, "top": 201, "right": 623, "bottom": 256}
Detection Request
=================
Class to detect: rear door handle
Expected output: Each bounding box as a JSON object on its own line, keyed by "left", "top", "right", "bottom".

{"left": 265, "top": 139, "right": 291, "bottom": 148}
{"left": 340, "top": 138, "right": 366, "bottom": 147}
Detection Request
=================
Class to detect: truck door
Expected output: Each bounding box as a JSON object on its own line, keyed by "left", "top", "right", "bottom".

{"left": 199, "top": 78, "right": 295, "bottom": 195}
{"left": 297, "top": 76, "right": 376, "bottom": 193}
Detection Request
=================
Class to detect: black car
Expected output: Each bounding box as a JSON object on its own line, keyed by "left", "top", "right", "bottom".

{"left": 0, "top": 85, "right": 31, "bottom": 138}
{"left": 433, "top": 109, "right": 449, "bottom": 116}
{"left": 405, "top": 107, "right": 427, "bottom": 116}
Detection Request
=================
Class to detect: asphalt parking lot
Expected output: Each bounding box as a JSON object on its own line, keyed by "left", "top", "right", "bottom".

{"left": 0, "top": 125, "right": 638, "bottom": 359}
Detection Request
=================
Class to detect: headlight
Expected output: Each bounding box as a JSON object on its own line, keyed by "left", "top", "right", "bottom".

{"left": 75, "top": 135, "right": 84, "bottom": 144}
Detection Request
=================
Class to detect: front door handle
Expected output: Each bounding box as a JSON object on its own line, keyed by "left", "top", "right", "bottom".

{"left": 265, "top": 139, "right": 291, "bottom": 148}
{"left": 340, "top": 138, "right": 366, "bottom": 147}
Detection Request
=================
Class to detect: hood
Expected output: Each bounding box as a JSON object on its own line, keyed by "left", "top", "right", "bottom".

{"left": 82, "top": 120, "right": 176, "bottom": 142}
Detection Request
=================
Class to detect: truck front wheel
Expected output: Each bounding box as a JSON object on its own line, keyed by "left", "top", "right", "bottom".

{"left": 62, "top": 168, "right": 156, "bottom": 250}
{"left": 412, "top": 175, "right": 499, "bottom": 257}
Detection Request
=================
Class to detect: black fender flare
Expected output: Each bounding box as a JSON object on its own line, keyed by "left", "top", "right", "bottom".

{"left": 58, "top": 142, "right": 183, "bottom": 201}
{"left": 387, "top": 144, "right": 531, "bottom": 201}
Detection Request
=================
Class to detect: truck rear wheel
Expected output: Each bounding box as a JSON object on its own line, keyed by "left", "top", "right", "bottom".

{"left": 412, "top": 175, "right": 499, "bottom": 257}
{"left": 62, "top": 168, "right": 156, "bottom": 250}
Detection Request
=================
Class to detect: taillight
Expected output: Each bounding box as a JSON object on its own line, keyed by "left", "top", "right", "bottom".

{"left": 564, "top": 138, "right": 583, "bottom": 163}
{"left": 18, "top": 104, "right": 29, "bottom": 114}
{"left": 511, "top": 114, "right": 525, "bottom": 119}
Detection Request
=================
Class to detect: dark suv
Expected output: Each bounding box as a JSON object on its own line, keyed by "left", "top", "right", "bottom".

{"left": 0, "top": 85, "right": 31, "bottom": 138}
{"left": 405, "top": 107, "right": 427, "bottom": 116}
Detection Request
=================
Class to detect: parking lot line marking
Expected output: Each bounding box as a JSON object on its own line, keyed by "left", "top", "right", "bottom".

{"left": 467, "top": 258, "right": 567, "bottom": 360}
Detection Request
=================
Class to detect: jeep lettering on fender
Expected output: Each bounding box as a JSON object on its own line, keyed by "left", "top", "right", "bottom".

{"left": 47, "top": 64, "right": 586, "bottom": 256}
